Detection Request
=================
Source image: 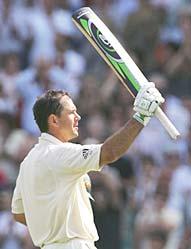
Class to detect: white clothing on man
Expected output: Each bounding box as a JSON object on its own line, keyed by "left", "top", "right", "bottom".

{"left": 12, "top": 133, "right": 102, "bottom": 248}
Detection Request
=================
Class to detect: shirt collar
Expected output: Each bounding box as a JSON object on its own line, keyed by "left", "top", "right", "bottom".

{"left": 39, "top": 133, "right": 64, "bottom": 145}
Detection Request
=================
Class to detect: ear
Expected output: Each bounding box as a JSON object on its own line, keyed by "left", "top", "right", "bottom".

{"left": 48, "top": 114, "right": 59, "bottom": 128}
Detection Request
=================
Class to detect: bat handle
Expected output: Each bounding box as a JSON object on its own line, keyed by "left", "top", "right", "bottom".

{"left": 155, "top": 107, "right": 180, "bottom": 139}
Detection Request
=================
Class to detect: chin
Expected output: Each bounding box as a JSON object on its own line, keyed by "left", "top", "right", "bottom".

{"left": 68, "top": 133, "right": 78, "bottom": 142}
{"left": 74, "top": 131, "right": 79, "bottom": 137}
{"left": 72, "top": 131, "right": 79, "bottom": 139}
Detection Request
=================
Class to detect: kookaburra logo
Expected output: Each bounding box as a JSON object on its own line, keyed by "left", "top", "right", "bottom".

{"left": 98, "top": 33, "right": 112, "bottom": 48}
{"left": 89, "top": 21, "right": 122, "bottom": 61}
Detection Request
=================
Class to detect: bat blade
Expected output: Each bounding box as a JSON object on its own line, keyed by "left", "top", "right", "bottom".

{"left": 72, "top": 7, "right": 180, "bottom": 139}
{"left": 72, "top": 7, "right": 143, "bottom": 97}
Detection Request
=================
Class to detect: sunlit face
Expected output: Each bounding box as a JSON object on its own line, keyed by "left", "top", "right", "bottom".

{"left": 56, "top": 95, "right": 81, "bottom": 142}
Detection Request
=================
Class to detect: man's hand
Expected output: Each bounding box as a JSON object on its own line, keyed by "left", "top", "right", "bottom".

{"left": 134, "top": 82, "right": 164, "bottom": 116}
{"left": 133, "top": 82, "right": 165, "bottom": 126}
{"left": 13, "top": 213, "right": 27, "bottom": 226}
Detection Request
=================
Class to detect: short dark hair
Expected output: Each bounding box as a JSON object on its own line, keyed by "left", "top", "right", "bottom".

{"left": 33, "top": 90, "right": 69, "bottom": 132}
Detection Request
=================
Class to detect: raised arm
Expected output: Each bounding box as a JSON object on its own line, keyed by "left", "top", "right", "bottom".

{"left": 100, "top": 82, "right": 164, "bottom": 167}
{"left": 100, "top": 118, "right": 142, "bottom": 166}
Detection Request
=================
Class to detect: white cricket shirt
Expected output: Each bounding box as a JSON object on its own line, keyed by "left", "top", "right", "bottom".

{"left": 11, "top": 133, "right": 102, "bottom": 248}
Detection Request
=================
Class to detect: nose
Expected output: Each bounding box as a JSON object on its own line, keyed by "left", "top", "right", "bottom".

{"left": 76, "top": 112, "right": 81, "bottom": 121}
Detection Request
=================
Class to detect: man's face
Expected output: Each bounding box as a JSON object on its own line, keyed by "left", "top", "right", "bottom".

{"left": 56, "top": 96, "right": 81, "bottom": 142}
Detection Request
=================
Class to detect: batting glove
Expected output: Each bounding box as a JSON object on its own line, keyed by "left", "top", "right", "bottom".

{"left": 133, "top": 82, "right": 165, "bottom": 126}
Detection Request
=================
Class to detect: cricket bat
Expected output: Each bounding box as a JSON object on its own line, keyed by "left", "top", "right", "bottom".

{"left": 72, "top": 7, "right": 180, "bottom": 139}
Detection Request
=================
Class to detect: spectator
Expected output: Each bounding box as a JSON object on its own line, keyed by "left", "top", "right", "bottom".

{"left": 0, "top": 0, "right": 23, "bottom": 57}
{"left": 0, "top": 53, "right": 21, "bottom": 114}
{"left": 136, "top": 154, "right": 160, "bottom": 205}
{"left": 166, "top": 145, "right": 191, "bottom": 248}
{"left": 134, "top": 187, "right": 183, "bottom": 249}
{"left": 0, "top": 187, "right": 37, "bottom": 249}
{"left": 0, "top": 113, "right": 15, "bottom": 154}
{"left": 165, "top": 4, "right": 191, "bottom": 97}
{"left": 111, "top": 156, "right": 138, "bottom": 249}
{"left": 15, "top": 57, "right": 60, "bottom": 134}
{"left": 123, "top": 0, "right": 167, "bottom": 72}
{"left": 90, "top": 166, "right": 123, "bottom": 249}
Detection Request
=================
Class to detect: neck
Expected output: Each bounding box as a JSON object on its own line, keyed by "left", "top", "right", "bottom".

{"left": 48, "top": 129, "right": 68, "bottom": 143}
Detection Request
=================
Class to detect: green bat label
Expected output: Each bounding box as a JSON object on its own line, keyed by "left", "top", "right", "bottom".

{"left": 78, "top": 16, "right": 139, "bottom": 95}
{"left": 90, "top": 21, "right": 122, "bottom": 62}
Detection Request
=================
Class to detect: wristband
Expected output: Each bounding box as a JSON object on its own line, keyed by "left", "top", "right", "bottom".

{"left": 133, "top": 112, "right": 151, "bottom": 126}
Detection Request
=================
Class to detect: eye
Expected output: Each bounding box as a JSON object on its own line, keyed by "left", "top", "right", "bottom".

{"left": 70, "top": 110, "right": 76, "bottom": 115}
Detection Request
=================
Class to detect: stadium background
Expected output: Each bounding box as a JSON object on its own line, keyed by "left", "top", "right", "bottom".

{"left": 0, "top": 0, "right": 191, "bottom": 248}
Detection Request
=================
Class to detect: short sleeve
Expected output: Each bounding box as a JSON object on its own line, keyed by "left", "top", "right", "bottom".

{"left": 11, "top": 175, "right": 24, "bottom": 214}
{"left": 49, "top": 143, "right": 102, "bottom": 174}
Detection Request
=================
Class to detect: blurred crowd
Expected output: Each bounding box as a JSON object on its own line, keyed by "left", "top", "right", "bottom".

{"left": 0, "top": 0, "right": 191, "bottom": 248}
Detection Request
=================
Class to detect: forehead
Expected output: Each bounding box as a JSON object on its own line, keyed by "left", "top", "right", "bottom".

{"left": 60, "top": 95, "right": 76, "bottom": 110}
